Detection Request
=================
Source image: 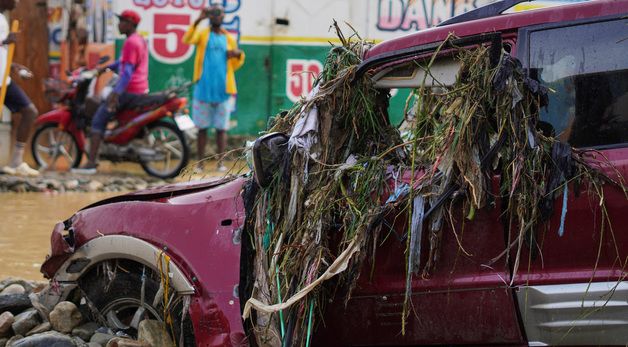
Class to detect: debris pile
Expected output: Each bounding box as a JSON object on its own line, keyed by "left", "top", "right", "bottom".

{"left": 0, "top": 173, "right": 168, "bottom": 193}
{"left": 0, "top": 278, "right": 175, "bottom": 347}
{"left": 242, "top": 27, "right": 624, "bottom": 346}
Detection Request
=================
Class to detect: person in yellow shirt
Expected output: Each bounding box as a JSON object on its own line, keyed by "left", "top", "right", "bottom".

{"left": 183, "top": 4, "right": 245, "bottom": 172}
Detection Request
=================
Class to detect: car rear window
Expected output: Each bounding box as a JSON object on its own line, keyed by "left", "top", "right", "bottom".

{"left": 529, "top": 18, "right": 628, "bottom": 148}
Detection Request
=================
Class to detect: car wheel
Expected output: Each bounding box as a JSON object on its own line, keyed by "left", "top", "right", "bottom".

{"left": 76, "top": 259, "right": 196, "bottom": 346}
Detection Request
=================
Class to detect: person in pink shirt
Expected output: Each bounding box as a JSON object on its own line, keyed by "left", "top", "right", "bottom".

{"left": 74, "top": 9, "right": 148, "bottom": 174}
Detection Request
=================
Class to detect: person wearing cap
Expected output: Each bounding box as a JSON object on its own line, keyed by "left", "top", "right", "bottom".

{"left": 183, "top": 3, "right": 245, "bottom": 172}
{"left": 73, "top": 9, "right": 148, "bottom": 174}
{"left": 0, "top": 0, "right": 39, "bottom": 176}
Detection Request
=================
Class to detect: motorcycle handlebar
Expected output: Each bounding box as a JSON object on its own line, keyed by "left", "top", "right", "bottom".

{"left": 167, "top": 81, "right": 195, "bottom": 96}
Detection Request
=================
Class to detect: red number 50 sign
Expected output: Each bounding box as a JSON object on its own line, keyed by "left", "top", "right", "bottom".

{"left": 286, "top": 59, "right": 323, "bottom": 102}
{"left": 151, "top": 13, "right": 195, "bottom": 64}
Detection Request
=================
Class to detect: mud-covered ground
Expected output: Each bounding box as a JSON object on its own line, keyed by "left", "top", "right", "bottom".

{"left": 0, "top": 159, "right": 246, "bottom": 193}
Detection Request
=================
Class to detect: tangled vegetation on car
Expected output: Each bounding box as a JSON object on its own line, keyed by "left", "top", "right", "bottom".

{"left": 241, "top": 23, "right": 626, "bottom": 347}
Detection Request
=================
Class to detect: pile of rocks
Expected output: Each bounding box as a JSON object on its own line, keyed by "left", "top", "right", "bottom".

{"left": 0, "top": 174, "right": 169, "bottom": 193}
{"left": 0, "top": 279, "right": 174, "bottom": 347}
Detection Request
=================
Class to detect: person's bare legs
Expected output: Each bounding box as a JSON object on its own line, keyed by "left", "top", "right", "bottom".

{"left": 71, "top": 131, "right": 102, "bottom": 174}
{"left": 197, "top": 128, "right": 207, "bottom": 169}
{"left": 5, "top": 104, "right": 39, "bottom": 176}
{"left": 15, "top": 104, "right": 37, "bottom": 144}
{"left": 216, "top": 129, "right": 226, "bottom": 171}
{"left": 85, "top": 132, "right": 102, "bottom": 168}
{"left": 9, "top": 104, "right": 37, "bottom": 166}
{"left": 10, "top": 104, "right": 37, "bottom": 166}
{"left": 216, "top": 129, "right": 226, "bottom": 157}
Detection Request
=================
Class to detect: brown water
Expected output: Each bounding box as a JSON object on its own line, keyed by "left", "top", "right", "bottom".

{"left": 0, "top": 192, "right": 117, "bottom": 281}
{"left": 0, "top": 157, "right": 247, "bottom": 281}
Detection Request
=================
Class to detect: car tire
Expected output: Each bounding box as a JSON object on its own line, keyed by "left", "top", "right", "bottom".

{"left": 76, "top": 259, "right": 196, "bottom": 346}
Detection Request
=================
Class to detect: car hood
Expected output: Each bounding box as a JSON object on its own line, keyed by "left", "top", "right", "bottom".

{"left": 81, "top": 176, "right": 242, "bottom": 210}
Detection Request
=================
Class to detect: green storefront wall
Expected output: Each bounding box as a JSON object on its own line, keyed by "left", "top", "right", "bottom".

{"left": 118, "top": 41, "right": 407, "bottom": 135}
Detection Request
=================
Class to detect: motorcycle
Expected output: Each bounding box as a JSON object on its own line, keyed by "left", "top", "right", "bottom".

{"left": 31, "top": 61, "right": 193, "bottom": 179}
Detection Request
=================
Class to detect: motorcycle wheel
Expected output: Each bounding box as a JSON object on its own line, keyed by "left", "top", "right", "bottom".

{"left": 31, "top": 123, "right": 83, "bottom": 171}
{"left": 77, "top": 259, "right": 196, "bottom": 346}
{"left": 139, "top": 121, "right": 189, "bottom": 179}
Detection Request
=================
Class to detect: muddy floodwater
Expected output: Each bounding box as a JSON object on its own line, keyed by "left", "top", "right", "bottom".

{"left": 0, "top": 192, "right": 117, "bottom": 280}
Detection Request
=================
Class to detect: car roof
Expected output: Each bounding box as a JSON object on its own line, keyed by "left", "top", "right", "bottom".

{"left": 364, "top": 0, "right": 628, "bottom": 60}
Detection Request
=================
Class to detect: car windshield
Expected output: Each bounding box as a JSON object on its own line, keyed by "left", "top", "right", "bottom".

{"left": 374, "top": 55, "right": 462, "bottom": 133}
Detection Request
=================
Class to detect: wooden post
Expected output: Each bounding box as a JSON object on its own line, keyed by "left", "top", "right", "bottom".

{"left": 12, "top": 0, "right": 51, "bottom": 114}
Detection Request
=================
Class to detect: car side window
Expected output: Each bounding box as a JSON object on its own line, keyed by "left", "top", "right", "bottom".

{"left": 529, "top": 18, "right": 628, "bottom": 148}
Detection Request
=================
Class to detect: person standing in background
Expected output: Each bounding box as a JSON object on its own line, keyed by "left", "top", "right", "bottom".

{"left": 183, "top": 3, "right": 244, "bottom": 172}
{"left": 0, "top": 0, "right": 39, "bottom": 176}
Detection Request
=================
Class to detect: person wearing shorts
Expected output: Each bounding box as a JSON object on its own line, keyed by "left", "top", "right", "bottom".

{"left": 183, "top": 4, "right": 244, "bottom": 172}
{"left": 192, "top": 99, "right": 231, "bottom": 132}
{"left": 0, "top": 0, "right": 39, "bottom": 176}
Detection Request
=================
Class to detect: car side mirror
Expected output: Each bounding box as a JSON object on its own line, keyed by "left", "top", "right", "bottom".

{"left": 252, "top": 132, "right": 288, "bottom": 188}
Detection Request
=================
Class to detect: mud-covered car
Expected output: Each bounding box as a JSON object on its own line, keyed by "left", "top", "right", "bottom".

{"left": 39, "top": 1, "right": 627, "bottom": 346}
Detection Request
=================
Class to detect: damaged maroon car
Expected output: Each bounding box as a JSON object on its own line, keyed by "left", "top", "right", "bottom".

{"left": 39, "top": 1, "right": 628, "bottom": 346}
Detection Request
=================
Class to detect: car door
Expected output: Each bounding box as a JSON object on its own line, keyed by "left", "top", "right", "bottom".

{"left": 514, "top": 15, "right": 628, "bottom": 346}
{"left": 315, "top": 41, "right": 525, "bottom": 346}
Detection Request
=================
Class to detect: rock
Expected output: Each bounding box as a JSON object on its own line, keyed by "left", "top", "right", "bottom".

{"left": 111, "top": 178, "right": 125, "bottom": 185}
{"left": 2, "top": 176, "right": 24, "bottom": 189}
{"left": 89, "top": 333, "right": 115, "bottom": 346}
{"left": 25, "top": 322, "right": 50, "bottom": 336}
{"left": 86, "top": 343, "right": 100, "bottom": 347}
{"left": 112, "top": 332, "right": 130, "bottom": 340}
{"left": 0, "top": 285, "right": 25, "bottom": 296}
{"left": 0, "top": 312, "right": 14, "bottom": 337}
{"left": 12, "top": 184, "right": 27, "bottom": 192}
{"left": 27, "top": 293, "right": 49, "bottom": 324}
{"left": 42, "top": 179, "right": 62, "bottom": 190}
{"left": 11, "top": 310, "right": 39, "bottom": 336}
{"left": 11, "top": 331, "right": 75, "bottom": 347}
{"left": 49, "top": 302, "right": 82, "bottom": 334}
{"left": 93, "top": 328, "right": 112, "bottom": 335}
{"left": 27, "top": 285, "right": 45, "bottom": 295}
{"left": 0, "top": 280, "right": 38, "bottom": 294}
{"left": 5, "top": 334, "right": 23, "bottom": 347}
{"left": 134, "top": 183, "right": 147, "bottom": 191}
{"left": 0, "top": 294, "right": 31, "bottom": 314}
{"left": 86, "top": 181, "right": 103, "bottom": 192}
{"left": 105, "top": 338, "right": 150, "bottom": 347}
{"left": 72, "top": 336, "right": 87, "bottom": 347}
{"left": 64, "top": 180, "right": 79, "bottom": 190}
{"left": 137, "top": 320, "right": 174, "bottom": 347}
{"left": 71, "top": 322, "right": 99, "bottom": 341}
{"left": 35, "top": 183, "right": 49, "bottom": 192}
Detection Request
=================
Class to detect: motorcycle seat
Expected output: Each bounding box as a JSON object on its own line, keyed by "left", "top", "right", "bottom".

{"left": 128, "top": 93, "right": 170, "bottom": 111}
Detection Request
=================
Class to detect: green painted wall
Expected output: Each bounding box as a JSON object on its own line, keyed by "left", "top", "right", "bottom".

{"left": 117, "top": 41, "right": 406, "bottom": 135}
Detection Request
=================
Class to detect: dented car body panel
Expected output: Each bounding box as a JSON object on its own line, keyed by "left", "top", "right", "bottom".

{"left": 42, "top": 177, "right": 249, "bottom": 346}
